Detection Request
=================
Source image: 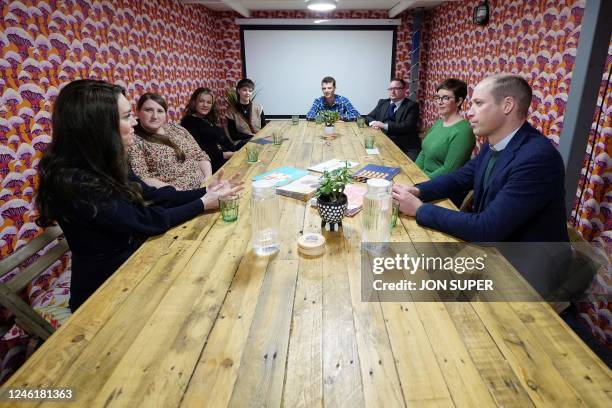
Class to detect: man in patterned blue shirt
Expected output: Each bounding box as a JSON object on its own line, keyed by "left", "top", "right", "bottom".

{"left": 306, "top": 76, "right": 360, "bottom": 121}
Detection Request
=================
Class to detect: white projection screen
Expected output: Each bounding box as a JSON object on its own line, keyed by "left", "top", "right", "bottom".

{"left": 242, "top": 27, "right": 396, "bottom": 117}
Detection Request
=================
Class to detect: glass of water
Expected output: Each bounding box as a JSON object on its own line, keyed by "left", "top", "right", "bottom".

{"left": 246, "top": 145, "right": 259, "bottom": 163}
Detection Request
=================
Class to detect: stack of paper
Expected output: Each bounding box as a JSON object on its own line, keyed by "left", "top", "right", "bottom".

{"left": 308, "top": 159, "right": 359, "bottom": 173}
{"left": 344, "top": 184, "right": 368, "bottom": 216}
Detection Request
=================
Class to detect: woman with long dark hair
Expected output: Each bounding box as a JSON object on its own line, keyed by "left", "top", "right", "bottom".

{"left": 129, "top": 92, "right": 213, "bottom": 190}
{"left": 181, "top": 88, "right": 236, "bottom": 172}
{"left": 36, "top": 79, "right": 242, "bottom": 311}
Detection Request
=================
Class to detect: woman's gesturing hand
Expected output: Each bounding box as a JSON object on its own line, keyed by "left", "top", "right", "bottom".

{"left": 201, "top": 169, "right": 244, "bottom": 210}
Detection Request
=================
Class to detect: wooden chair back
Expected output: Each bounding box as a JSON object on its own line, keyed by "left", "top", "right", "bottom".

{"left": 459, "top": 190, "right": 474, "bottom": 212}
{"left": 0, "top": 226, "right": 69, "bottom": 340}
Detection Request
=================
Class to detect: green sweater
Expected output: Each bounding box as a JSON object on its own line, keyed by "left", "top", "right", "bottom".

{"left": 415, "top": 119, "right": 475, "bottom": 178}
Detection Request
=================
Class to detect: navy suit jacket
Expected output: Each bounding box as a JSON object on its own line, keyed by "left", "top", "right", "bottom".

{"left": 365, "top": 98, "right": 420, "bottom": 152}
{"left": 416, "top": 122, "right": 569, "bottom": 243}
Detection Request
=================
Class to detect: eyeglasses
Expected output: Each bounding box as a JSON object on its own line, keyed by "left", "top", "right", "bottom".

{"left": 387, "top": 87, "right": 404, "bottom": 91}
{"left": 433, "top": 95, "right": 453, "bottom": 103}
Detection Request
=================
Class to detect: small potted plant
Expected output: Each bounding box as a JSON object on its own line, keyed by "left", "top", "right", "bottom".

{"left": 319, "top": 110, "right": 340, "bottom": 137}
{"left": 315, "top": 164, "right": 352, "bottom": 231}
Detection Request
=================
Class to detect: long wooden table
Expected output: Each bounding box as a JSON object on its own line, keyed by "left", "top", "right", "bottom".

{"left": 2, "top": 121, "right": 610, "bottom": 407}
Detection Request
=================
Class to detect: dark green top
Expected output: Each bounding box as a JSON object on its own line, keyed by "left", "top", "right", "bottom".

{"left": 415, "top": 119, "right": 475, "bottom": 178}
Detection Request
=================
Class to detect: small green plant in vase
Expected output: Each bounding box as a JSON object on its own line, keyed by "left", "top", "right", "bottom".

{"left": 315, "top": 163, "right": 352, "bottom": 231}
{"left": 319, "top": 110, "right": 340, "bottom": 137}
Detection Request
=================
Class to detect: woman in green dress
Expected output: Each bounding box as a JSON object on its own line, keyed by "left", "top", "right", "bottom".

{"left": 414, "top": 78, "right": 475, "bottom": 207}
{"left": 415, "top": 78, "right": 475, "bottom": 178}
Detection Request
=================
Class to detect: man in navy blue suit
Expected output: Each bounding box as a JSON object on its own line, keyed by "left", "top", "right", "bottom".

{"left": 391, "top": 74, "right": 581, "bottom": 300}
{"left": 365, "top": 78, "right": 421, "bottom": 160}
{"left": 392, "top": 74, "right": 569, "bottom": 243}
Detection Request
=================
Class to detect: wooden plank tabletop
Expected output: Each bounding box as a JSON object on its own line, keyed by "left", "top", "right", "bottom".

{"left": 2, "top": 121, "right": 610, "bottom": 407}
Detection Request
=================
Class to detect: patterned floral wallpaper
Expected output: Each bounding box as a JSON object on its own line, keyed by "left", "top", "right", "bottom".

{"left": 419, "top": 0, "right": 583, "bottom": 144}
{"left": 573, "top": 45, "right": 611, "bottom": 244}
{"left": 0, "top": 0, "right": 229, "bottom": 261}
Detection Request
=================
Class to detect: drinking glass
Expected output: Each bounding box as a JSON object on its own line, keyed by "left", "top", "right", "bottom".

{"left": 273, "top": 131, "right": 283, "bottom": 145}
{"left": 364, "top": 134, "right": 375, "bottom": 149}
{"left": 219, "top": 195, "right": 239, "bottom": 222}
{"left": 246, "top": 145, "right": 259, "bottom": 163}
{"left": 391, "top": 199, "right": 400, "bottom": 228}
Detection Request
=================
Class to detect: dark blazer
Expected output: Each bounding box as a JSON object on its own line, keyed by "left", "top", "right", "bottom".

{"left": 415, "top": 122, "right": 569, "bottom": 243}
{"left": 365, "top": 98, "right": 420, "bottom": 153}
{"left": 60, "top": 171, "right": 206, "bottom": 311}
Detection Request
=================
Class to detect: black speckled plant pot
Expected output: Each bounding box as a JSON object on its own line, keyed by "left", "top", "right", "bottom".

{"left": 317, "top": 193, "right": 347, "bottom": 232}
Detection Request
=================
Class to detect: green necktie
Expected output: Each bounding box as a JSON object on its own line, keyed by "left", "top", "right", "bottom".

{"left": 483, "top": 150, "right": 500, "bottom": 188}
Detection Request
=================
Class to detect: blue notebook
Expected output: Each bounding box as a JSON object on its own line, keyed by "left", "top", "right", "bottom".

{"left": 351, "top": 164, "right": 400, "bottom": 182}
{"left": 249, "top": 137, "right": 274, "bottom": 145}
{"left": 252, "top": 166, "right": 309, "bottom": 187}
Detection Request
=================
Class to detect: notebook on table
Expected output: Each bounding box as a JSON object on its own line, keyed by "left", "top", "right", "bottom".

{"left": 249, "top": 137, "right": 274, "bottom": 145}
{"left": 276, "top": 174, "right": 321, "bottom": 201}
{"left": 252, "top": 166, "right": 308, "bottom": 187}
{"left": 351, "top": 164, "right": 400, "bottom": 182}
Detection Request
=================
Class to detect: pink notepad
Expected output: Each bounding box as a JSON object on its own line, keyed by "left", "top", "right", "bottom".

{"left": 344, "top": 184, "right": 368, "bottom": 217}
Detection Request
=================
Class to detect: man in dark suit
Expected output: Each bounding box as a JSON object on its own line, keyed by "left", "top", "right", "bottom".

{"left": 392, "top": 74, "right": 575, "bottom": 300}
{"left": 365, "top": 78, "right": 420, "bottom": 160}
{"left": 392, "top": 74, "right": 568, "bottom": 243}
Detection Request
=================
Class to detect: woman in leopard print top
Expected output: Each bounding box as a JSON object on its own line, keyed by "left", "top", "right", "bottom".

{"left": 128, "top": 93, "right": 213, "bottom": 191}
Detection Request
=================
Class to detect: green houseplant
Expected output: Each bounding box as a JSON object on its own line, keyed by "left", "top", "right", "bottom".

{"left": 319, "top": 110, "right": 340, "bottom": 137}
{"left": 224, "top": 87, "right": 239, "bottom": 108}
{"left": 319, "top": 110, "right": 340, "bottom": 127}
{"left": 316, "top": 164, "right": 352, "bottom": 231}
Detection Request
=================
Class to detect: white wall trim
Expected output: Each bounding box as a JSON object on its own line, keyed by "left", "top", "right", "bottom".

{"left": 223, "top": 1, "right": 251, "bottom": 18}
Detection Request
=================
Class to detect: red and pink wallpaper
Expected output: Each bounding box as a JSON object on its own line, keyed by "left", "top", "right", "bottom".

{"left": 574, "top": 46, "right": 611, "bottom": 243}
{"left": 1, "top": 0, "right": 227, "bottom": 260}
{"left": 419, "top": 0, "right": 583, "bottom": 145}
